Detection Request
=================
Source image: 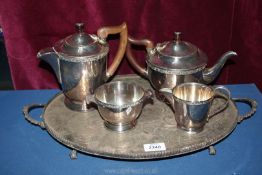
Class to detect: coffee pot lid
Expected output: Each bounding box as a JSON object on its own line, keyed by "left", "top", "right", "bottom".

{"left": 147, "top": 32, "right": 207, "bottom": 71}
{"left": 54, "top": 23, "right": 108, "bottom": 60}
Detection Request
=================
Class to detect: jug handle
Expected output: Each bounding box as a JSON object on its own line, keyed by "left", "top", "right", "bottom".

{"left": 126, "top": 36, "right": 154, "bottom": 78}
{"left": 97, "top": 22, "right": 128, "bottom": 79}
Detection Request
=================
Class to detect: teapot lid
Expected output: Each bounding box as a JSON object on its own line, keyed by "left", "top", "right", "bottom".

{"left": 54, "top": 23, "right": 109, "bottom": 61}
{"left": 147, "top": 32, "right": 207, "bottom": 72}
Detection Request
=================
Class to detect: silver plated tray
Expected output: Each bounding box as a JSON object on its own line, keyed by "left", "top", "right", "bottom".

{"left": 23, "top": 75, "right": 257, "bottom": 160}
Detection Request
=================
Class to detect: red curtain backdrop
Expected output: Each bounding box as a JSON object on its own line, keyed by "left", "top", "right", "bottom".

{"left": 0, "top": 0, "right": 261, "bottom": 90}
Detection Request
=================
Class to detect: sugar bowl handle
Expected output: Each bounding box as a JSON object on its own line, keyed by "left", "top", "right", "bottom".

{"left": 22, "top": 104, "right": 46, "bottom": 129}
{"left": 142, "top": 89, "right": 154, "bottom": 102}
{"left": 97, "top": 22, "right": 128, "bottom": 79}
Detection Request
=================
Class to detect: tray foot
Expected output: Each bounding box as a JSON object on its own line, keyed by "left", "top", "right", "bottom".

{"left": 208, "top": 146, "right": 216, "bottom": 155}
{"left": 69, "top": 149, "right": 78, "bottom": 160}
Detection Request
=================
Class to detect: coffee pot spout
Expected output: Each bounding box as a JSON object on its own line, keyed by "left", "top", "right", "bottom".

{"left": 203, "top": 51, "right": 237, "bottom": 84}
{"left": 37, "top": 47, "right": 61, "bottom": 83}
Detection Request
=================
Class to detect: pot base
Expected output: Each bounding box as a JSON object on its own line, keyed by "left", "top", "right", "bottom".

{"left": 177, "top": 124, "right": 204, "bottom": 134}
{"left": 104, "top": 121, "right": 136, "bottom": 132}
{"left": 64, "top": 97, "right": 94, "bottom": 112}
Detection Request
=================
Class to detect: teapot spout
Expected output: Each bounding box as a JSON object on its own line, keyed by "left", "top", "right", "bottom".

{"left": 37, "top": 47, "right": 61, "bottom": 84}
{"left": 203, "top": 51, "right": 237, "bottom": 84}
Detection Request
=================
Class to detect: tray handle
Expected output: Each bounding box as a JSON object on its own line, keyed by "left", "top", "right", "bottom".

{"left": 232, "top": 98, "right": 257, "bottom": 123}
{"left": 22, "top": 104, "right": 46, "bottom": 129}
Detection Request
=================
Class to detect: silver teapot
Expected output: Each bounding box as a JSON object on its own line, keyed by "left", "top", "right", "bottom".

{"left": 126, "top": 32, "right": 237, "bottom": 91}
{"left": 38, "top": 22, "right": 128, "bottom": 111}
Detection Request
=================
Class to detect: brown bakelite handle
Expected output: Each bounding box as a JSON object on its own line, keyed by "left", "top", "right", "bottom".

{"left": 126, "top": 36, "right": 154, "bottom": 78}
{"left": 97, "top": 22, "right": 128, "bottom": 79}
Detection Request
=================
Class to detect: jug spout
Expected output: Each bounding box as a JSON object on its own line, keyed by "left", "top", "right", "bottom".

{"left": 37, "top": 47, "right": 61, "bottom": 84}
{"left": 203, "top": 51, "right": 237, "bottom": 84}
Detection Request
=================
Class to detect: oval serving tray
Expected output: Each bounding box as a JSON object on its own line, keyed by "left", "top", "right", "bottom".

{"left": 23, "top": 75, "right": 257, "bottom": 160}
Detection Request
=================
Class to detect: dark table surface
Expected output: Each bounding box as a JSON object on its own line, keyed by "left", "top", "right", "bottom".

{"left": 0, "top": 84, "right": 261, "bottom": 175}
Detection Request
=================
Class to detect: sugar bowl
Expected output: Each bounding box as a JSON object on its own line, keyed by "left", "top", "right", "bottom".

{"left": 87, "top": 81, "right": 153, "bottom": 132}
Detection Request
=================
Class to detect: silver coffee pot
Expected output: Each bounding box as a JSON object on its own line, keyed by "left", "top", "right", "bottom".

{"left": 126, "top": 32, "right": 237, "bottom": 91}
{"left": 37, "top": 22, "right": 128, "bottom": 111}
